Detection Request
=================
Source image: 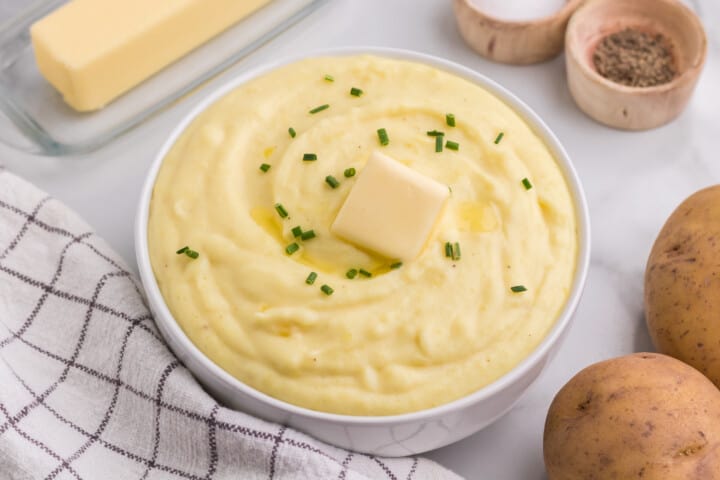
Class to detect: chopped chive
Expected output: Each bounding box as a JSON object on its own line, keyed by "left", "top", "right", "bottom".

{"left": 321, "top": 284, "right": 334, "bottom": 296}
{"left": 511, "top": 285, "right": 527, "bottom": 293}
{"left": 446, "top": 113, "right": 456, "bottom": 127}
{"left": 377, "top": 128, "right": 389, "bottom": 146}
{"left": 274, "top": 203, "right": 288, "bottom": 218}
{"left": 445, "top": 242, "right": 461, "bottom": 260}
{"left": 291, "top": 226, "right": 303, "bottom": 238}
{"left": 390, "top": 262, "right": 403, "bottom": 269}
{"left": 306, "top": 272, "right": 318, "bottom": 285}
{"left": 303, "top": 153, "right": 317, "bottom": 161}
{"left": 435, "top": 135, "right": 443, "bottom": 153}
{"left": 301, "top": 230, "right": 316, "bottom": 241}
{"left": 288, "top": 127, "right": 297, "bottom": 138}
{"left": 260, "top": 163, "right": 271, "bottom": 172}
{"left": 359, "top": 269, "right": 372, "bottom": 277}
{"left": 494, "top": 132, "right": 505, "bottom": 144}
{"left": 177, "top": 246, "right": 199, "bottom": 259}
{"left": 350, "top": 87, "right": 363, "bottom": 97}
{"left": 285, "top": 242, "right": 300, "bottom": 255}
{"left": 344, "top": 167, "right": 356, "bottom": 178}
{"left": 427, "top": 130, "right": 445, "bottom": 137}
{"left": 346, "top": 268, "right": 358, "bottom": 279}
{"left": 309, "top": 104, "right": 330, "bottom": 114}
{"left": 522, "top": 178, "right": 533, "bottom": 190}
{"left": 446, "top": 140, "right": 459, "bottom": 151}
{"left": 325, "top": 175, "right": 340, "bottom": 189}
{"left": 324, "top": 74, "right": 334, "bottom": 82}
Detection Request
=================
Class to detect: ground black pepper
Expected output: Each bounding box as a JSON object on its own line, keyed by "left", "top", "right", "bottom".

{"left": 593, "top": 28, "right": 677, "bottom": 88}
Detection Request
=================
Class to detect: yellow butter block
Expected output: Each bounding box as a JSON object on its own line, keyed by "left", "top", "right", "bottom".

{"left": 31, "top": 0, "right": 271, "bottom": 112}
{"left": 331, "top": 151, "right": 450, "bottom": 261}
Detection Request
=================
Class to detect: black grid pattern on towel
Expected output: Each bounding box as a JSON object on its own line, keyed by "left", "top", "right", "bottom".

{"left": 0, "top": 168, "right": 434, "bottom": 480}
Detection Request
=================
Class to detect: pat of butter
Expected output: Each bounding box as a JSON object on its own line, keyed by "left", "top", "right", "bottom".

{"left": 331, "top": 152, "right": 450, "bottom": 261}
{"left": 30, "top": 0, "right": 271, "bottom": 112}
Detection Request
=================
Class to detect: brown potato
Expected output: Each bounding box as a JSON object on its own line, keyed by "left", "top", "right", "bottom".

{"left": 544, "top": 353, "right": 720, "bottom": 480}
{"left": 645, "top": 186, "right": 720, "bottom": 386}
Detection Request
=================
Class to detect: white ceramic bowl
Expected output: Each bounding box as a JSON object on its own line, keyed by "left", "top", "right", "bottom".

{"left": 135, "top": 47, "right": 591, "bottom": 457}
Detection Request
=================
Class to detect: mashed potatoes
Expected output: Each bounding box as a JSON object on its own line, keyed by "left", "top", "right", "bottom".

{"left": 148, "top": 55, "right": 577, "bottom": 415}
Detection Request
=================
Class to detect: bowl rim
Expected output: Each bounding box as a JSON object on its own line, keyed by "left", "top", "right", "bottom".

{"left": 135, "top": 46, "right": 591, "bottom": 425}
{"left": 565, "top": 0, "right": 708, "bottom": 94}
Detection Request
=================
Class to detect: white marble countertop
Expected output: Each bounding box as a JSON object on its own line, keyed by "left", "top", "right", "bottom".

{"left": 3, "top": 0, "right": 719, "bottom": 478}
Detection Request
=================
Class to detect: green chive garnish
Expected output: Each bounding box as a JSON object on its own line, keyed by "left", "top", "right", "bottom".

{"left": 359, "top": 269, "right": 372, "bottom": 277}
{"left": 435, "top": 135, "right": 443, "bottom": 153}
{"left": 260, "top": 163, "right": 271, "bottom": 172}
{"left": 303, "top": 153, "right": 317, "bottom": 161}
{"left": 446, "top": 113, "right": 456, "bottom": 127}
{"left": 344, "top": 168, "right": 356, "bottom": 178}
{"left": 324, "top": 74, "right": 334, "bottom": 82}
{"left": 288, "top": 127, "right": 297, "bottom": 138}
{"left": 390, "top": 262, "right": 403, "bottom": 269}
{"left": 522, "top": 178, "right": 533, "bottom": 190}
{"left": 445, "top": 242, "right": 461, "bottom": 260}
{"left": 453, "top": 242, "right": 461, "bottom": 261}
{"left": 176, "top": 246, "right": 200, "bottom": 259}
{"left": 285, "top": 242, "right": 299, "bottom": 255}
{"left": 346, "top": 269, "right": 358, "bottom": 279}
{"left": 377, "top": 128, "right": 389, "bottom": 146}
{"left": 309, "top": 104, "right": 330, "bottom": 114}
{"left": 511, "top": 285, "right": 527, "bottom": 293}
{"left": 427, "top": 130, "right": 445, "bottom": 137}
{"left": 350, "top": 87, "right": 363, "bottom": 97}
{"left": 495, "top": 132, "right": 505, "bottom": 144}
{"left": 321, "top": 284, "right": 334, "bottom": 296}
{"left": 446, "top": 140, "right": 459, "bottom": 151}
{"left": 301, "top": 230, "right": 316, "bottom": 241}
{"left": 325, "top": 176, "right": 340, "bottom": 189}
{"left": 275, "top": 203, "right": 288, "bottom": 218}
{"left": 291, "top": 226, "right": 303, "bottom": 238}
{"left": 306, "top": 272, "right": 318, "bottom": 285}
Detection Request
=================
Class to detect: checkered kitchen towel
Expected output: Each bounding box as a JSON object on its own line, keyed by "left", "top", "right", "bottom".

{"left": 0, "top": 166, "right": 462, "bottom": 480}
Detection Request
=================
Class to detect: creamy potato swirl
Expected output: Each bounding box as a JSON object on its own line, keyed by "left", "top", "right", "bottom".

{"left": 148, "top": 55, "right": 578, "bottom": 415}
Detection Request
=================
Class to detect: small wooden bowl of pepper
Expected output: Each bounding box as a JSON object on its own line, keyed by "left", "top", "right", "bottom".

{"left": 565, "top": 0, "right": 707, "bottom": 130}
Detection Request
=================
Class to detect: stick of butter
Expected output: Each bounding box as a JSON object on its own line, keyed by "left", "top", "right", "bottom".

{"left": 331, "top": 151, "right": 450, "bottom": 262}
{"left": 30, "top": 0, "right": 271, "bottom": 112}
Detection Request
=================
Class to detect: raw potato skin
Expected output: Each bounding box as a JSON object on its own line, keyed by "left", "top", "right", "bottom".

{"left": 645, "top": 186, "right": 720, "bottom": 386}
{"left": 543, "top": 353, "right": 720, "bottom": 480}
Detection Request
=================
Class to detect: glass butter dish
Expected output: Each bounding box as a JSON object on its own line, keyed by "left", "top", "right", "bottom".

{"left": 0, "top": 0, "right": 327, "bottom": 156}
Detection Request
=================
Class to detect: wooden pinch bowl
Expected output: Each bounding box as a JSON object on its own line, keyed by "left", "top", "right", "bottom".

{"left": 453, "top": 0, "right": 584, "bottom": 65}
{"left": 566, "top": 0, "right": 707, "bottom": 130}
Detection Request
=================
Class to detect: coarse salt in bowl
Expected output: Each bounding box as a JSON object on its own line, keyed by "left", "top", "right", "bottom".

{"left": 469, "top": 0, "right": 568, "bottom": 22}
